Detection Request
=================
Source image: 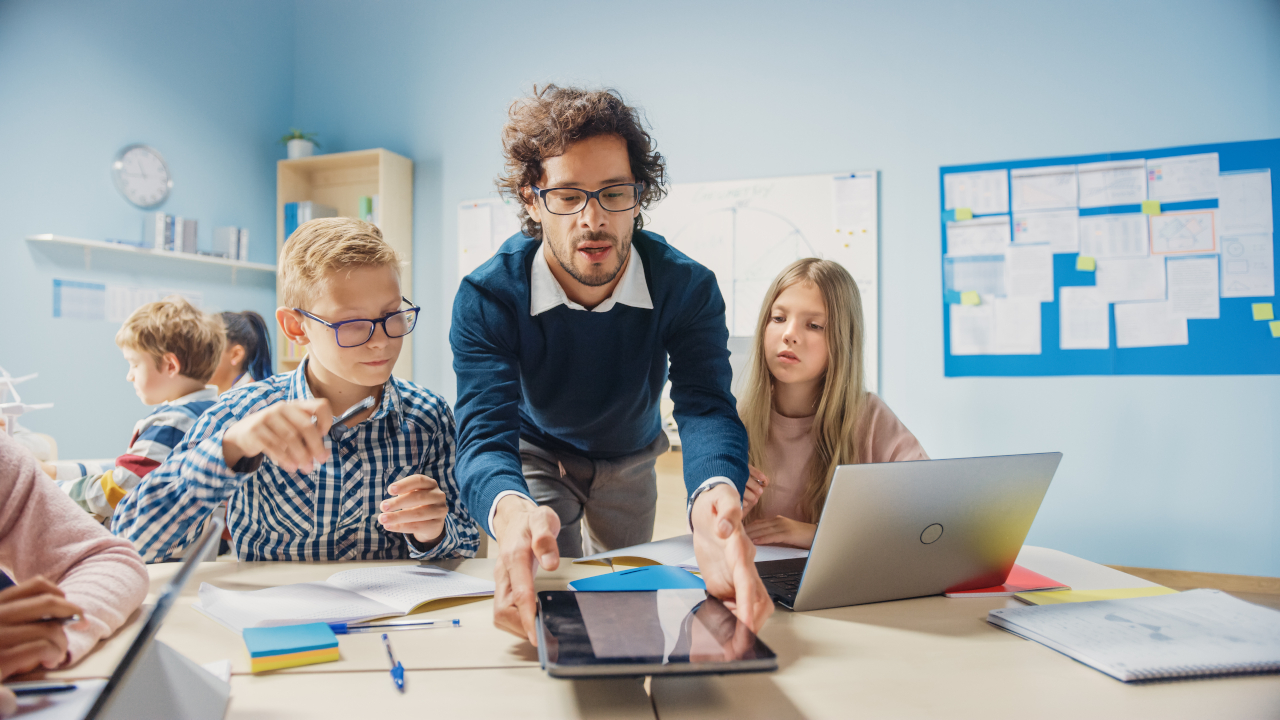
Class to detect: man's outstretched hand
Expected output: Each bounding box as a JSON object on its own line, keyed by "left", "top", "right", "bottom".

{"left": 691, "top": 483, "right": 774, "bottom": 632}
{"left": 491, "top": 495, "right": 561, "bottom": 646}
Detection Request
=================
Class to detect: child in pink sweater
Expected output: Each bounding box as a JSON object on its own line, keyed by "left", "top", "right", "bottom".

{"left": 739, "top": 259, "right": 927, "bottom": 549}
{"left": 0, "top": 431, "right": 148, "bottom": 711}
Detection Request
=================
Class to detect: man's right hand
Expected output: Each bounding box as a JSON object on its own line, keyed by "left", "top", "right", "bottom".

{"left": 0, "top": 577, "right": 83, "bottom": 679}
{"left": 222, "top": 399, "right": 332, "bottom": 473}
{"left": 491, "top": 495, "right": 560, "bottom": 646}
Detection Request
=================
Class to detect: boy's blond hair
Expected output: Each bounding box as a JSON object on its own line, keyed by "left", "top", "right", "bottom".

{"left": 278, "top": 217, "right": 402, "bottom": 309}
{"left": 115, "top": 296, "right": 226, "bottom": 383}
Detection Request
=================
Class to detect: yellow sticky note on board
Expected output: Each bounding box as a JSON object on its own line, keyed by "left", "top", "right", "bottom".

{"left": 1014, "top": 586, "right": 1178, "bottom": 606}
{"left": 955, "top": 207, "right": 974, "bottom": 221}
{"left": 960, "top": 291, "right": 981, "bottom": 306}
{"left": 1270, "top": 320, "right": 1280, "bottom": 338}
{"left": 1142, "top": 200, "right": 1161, "bottom": 215}
{"left": 1253, "top": 303, "right": 1275, "bottom": 321}
{"left": 1076, "top": 256, "right": 1096, "bottom": 272}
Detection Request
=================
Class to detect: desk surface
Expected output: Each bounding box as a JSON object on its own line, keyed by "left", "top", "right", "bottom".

{"left": 38, "top": 546, "right": 1280, "bottom": 719}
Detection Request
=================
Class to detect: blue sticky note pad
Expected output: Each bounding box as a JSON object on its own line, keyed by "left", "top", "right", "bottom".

{"left": 568, "top": 565, "right": 706, "bottom": 592}
{"left": 243, "top": 622, "right": 339, "bottom": 658}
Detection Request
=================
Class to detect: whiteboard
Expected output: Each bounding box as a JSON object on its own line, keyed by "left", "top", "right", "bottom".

{"left": 646, "top": 172, "right": 879, "bottom": 391}
{"left": 457, "top": 197, "right": 522, "bottom": 280}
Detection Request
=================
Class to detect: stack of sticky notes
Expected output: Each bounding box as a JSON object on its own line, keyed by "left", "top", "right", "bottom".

{"left": 243, "top": 622, "right": 341, "bottom": 673}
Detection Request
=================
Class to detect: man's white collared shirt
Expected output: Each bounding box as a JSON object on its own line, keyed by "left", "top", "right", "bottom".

{"left": 529, "top": 241, "right": 654, "bottom": 316}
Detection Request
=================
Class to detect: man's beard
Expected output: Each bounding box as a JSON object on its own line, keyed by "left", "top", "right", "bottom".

{"left": 547, "top": 228, "right": 632, "bottom": 287}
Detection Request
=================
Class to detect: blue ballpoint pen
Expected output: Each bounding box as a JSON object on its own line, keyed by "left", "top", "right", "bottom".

{"left": 382, "top": 633, "right": 405, "bottom": 693}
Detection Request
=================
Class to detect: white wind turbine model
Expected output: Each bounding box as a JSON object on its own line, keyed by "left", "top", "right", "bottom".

{"left": 0, "top": 366, "right": 53, "bottom": 437}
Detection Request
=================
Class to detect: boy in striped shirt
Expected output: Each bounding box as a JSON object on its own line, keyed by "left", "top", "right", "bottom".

{"left": 113, "top": 218, "right": 478, "bottom": 562}
{"left": 56, "top": 296, "right": 223, "bottom": 523}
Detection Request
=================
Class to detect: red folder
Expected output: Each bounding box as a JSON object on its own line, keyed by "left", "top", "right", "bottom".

{"left": 945, "top": 564, "right": 1069, "bottom": 598}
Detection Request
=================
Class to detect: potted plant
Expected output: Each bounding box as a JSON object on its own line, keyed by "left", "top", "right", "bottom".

{"left": 280, "top": 129, "right": 321, "bottom": 159}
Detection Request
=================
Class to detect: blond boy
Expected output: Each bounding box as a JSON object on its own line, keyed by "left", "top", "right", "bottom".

{"left": 56, "top": 297, "right": 224, "bottom": 523}
{"left": 113, "top": 218, "right": 478, "bottom": 561}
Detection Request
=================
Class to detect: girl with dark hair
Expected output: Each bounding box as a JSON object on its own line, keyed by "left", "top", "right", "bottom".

{"left": 210, "top": 310, "right": 273, "bottom": 393}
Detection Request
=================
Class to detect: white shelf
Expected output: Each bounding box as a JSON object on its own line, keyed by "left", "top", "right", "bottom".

{"left": 26, "top": 234, "right": 277, "bottom": 273}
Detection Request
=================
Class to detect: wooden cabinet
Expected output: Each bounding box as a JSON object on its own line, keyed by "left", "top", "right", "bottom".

{"left": 276, "top": 149, "right": 413, "bottom": 380}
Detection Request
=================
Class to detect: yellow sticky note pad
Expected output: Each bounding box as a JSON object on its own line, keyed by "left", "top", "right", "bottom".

{"left": 1253, "top": 303, "right": 1274, "bottom": 321}
{"left": 1141, "top": 200, "right": 1161, "bottom": 215}
{"left": 1014, "top": 586, "right": 1178, "bottom": 606}
{"left": 1076, "top": 256, "right": 1096, "bottom": 272}
{"left": 955, "top": 207, "right": 973, "bottom": 221}
{"left": 1271, "top": 320, "right": 1280, "bottom": 338}
{"left": 960, "top": 291, "right": 981, "bottom": 306}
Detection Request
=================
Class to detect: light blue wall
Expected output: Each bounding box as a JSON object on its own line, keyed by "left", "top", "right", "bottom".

{"left": 0, "top": 0, "right": 293, "bottom": 458}
{"left": 4, "top": 1, "right": 1277, "bottom": 576}
{"left": 292, "top": 0, "right": 1280, "bottom": 576}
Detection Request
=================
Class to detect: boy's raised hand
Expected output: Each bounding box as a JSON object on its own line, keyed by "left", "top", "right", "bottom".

{"left": 222, "top": 398, "right": 333, "bottom": 473}
{"left": 378, "top": 475, "right": 448, "bottom": 545}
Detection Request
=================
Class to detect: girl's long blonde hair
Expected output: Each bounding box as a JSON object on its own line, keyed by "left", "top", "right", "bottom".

{"left": 740, "top": 258, "right": 867, "bottom": 524}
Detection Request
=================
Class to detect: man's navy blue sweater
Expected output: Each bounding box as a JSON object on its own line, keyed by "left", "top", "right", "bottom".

{"left": 450, "top": 230, "right": 748, "bottom": 535}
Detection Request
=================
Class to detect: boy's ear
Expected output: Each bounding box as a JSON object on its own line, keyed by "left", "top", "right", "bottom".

{"left": 276, "top": 307, "right": 309, "bottom": 346}
{"left": 160, "top": 352, "right": 182, "bottom": 377}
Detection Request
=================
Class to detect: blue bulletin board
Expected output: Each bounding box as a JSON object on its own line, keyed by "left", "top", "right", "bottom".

{"left": 940, "top": 138, "right": 1279, "bottom": 377}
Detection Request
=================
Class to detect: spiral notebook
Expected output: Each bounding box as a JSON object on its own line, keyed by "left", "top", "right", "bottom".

{"left": 987, "top": 589, "right": 1280, "bottom": 682}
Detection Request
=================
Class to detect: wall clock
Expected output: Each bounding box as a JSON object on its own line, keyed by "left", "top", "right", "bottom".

{"left": 112, "top": 144, "right": 172, "bottom": 208}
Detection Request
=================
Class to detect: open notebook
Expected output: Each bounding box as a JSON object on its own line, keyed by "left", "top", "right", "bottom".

{"left": 575, "top": 533, "right": 808, "bottom": 570}
{"left": 196, "top": 565, "right": 494, "bottom": 632}
{"left": 988, "top": 588, "right": 1280, "bottom": 682}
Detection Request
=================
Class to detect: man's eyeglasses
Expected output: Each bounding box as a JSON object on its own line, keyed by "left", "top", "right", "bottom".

{"left": 530, "top": 183, "right": 644, "bottom": 216}
{"left": 295, "top": 297, "right": 420, "bottom": 348}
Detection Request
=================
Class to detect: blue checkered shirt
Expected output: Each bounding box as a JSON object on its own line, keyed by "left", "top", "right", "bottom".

{"left": 112, "top": 360, "right": 479, "bottom": 562}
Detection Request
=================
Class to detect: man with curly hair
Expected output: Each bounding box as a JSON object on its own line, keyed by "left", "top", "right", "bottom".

{"left": 451, "top": 85, "right": 772, "bottom": 645}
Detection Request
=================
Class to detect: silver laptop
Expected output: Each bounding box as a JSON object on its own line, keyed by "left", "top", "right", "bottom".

{"left": 757, "top": 453, "right": 1061, "bottom": 612}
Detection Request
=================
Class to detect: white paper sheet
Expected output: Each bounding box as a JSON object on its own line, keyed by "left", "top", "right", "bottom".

{"left": 575, "top": 533, "right": 809, "bottom": 570}
{"left": 944, "top": 169, "right": 1009, "bottom": 215}
{"left": 1011, "top": 165, "right": 1078, "bottom": 212}
{"left": 944, "top": 254, "right": 1005, "bottom": 297}
{"left": 326, "top": 566, "right": 494, "bottom": 614}
{"left": 1149, "top": 210, "right": 1218, "bottom": 256}
{"left": 1058, "top": 286, "right": 1110, "bottom": 350}
{"left": 833, "top": 174, "right": 877, "bottom": 235}
{"left": 1004, "top": 244, "right": 1054, "bottom": 301}
{"left": 1095, "top": 256, "right": 1167, "bottom": 302}
{"left": 992, "top": 297, "right": 1042, "bottom": 354}
{"left": 1078, "top": 213, "right": 1149, "bottom": 258}
{"left": 946, "top": 215, "right": 1011, "bottom": 255}
{"left": 949, "top": 299, "right": 1039, "bottom": 355}
{"left": 1114, "top": 300, "right": 1188, "bottom": 348}
{"left": 1166, "top": 256, "right": 1220, "bottom": 319}
{"left": 1219, "top": 233, "right": 1275, "bottom": 298}
{"left": 950, "top": 303, "right": 995, "bottom": 355}
{"left": 1077, "top": 159, "right": 1147, "bottom": 208}
{"left": 1218, "top": 169, "right": 1273, "bottom": 236}
{"left": 1014, "top": 209, "right": 1079, "bottom": 253}
{"left": 1146, "top": 153, "right": 1219, "bottom": 203}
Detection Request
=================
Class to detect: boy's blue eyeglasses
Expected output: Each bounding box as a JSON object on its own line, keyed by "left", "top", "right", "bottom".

{"left": 294, "top": 297, "right": 420, "bottom": 348}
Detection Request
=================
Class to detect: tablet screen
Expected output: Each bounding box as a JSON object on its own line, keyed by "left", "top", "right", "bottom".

{"left": 537, "top": 590, "right": 777, "bottom": 678}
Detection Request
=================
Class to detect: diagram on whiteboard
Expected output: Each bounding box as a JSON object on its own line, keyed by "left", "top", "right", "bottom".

{"left": 645, "top": 172, "right": 879, "bottom": 388}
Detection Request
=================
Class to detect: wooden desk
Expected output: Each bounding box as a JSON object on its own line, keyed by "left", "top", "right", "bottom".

{"left": 225, "top": 668, "right": 654, "bottom": 720}
{"left": 651, "top": 546, "right": 1280, "bottom": 719}
{"left": 48, "top": 557, "right": 612, "bottom": 679}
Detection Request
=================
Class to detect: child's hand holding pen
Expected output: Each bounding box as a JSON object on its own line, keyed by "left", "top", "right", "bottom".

{"left": 0, "top": 577, "right": 84, "bottom": 679}
{"left": 222, "top": 398, "right": 334, "bottom": 473}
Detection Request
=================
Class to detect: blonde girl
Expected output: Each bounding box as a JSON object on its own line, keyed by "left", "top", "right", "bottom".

{"left": 740, "top": 259, "right": 927, "bottom": 549}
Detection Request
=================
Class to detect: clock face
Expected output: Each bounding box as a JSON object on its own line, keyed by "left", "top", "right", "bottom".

{"left": 113, "top": 144, "right": 172, "bottom": 208}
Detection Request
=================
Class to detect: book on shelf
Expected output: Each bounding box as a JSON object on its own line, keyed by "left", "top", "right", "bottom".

{"left": 283, "top": 201, "right": 337, "bottom": 241}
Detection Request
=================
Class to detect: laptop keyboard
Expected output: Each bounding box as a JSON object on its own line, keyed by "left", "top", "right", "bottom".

{"left": 761, "top": 571, "right": 803, "bottom": 602}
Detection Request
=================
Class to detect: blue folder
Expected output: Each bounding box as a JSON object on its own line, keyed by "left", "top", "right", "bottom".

{"left": 568, "top": 565, "right": 705, "bottom": 592}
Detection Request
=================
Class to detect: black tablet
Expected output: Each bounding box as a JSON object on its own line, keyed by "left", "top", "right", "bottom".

{"left": 536, "top": 589, "right": 778, "bottom": 678}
